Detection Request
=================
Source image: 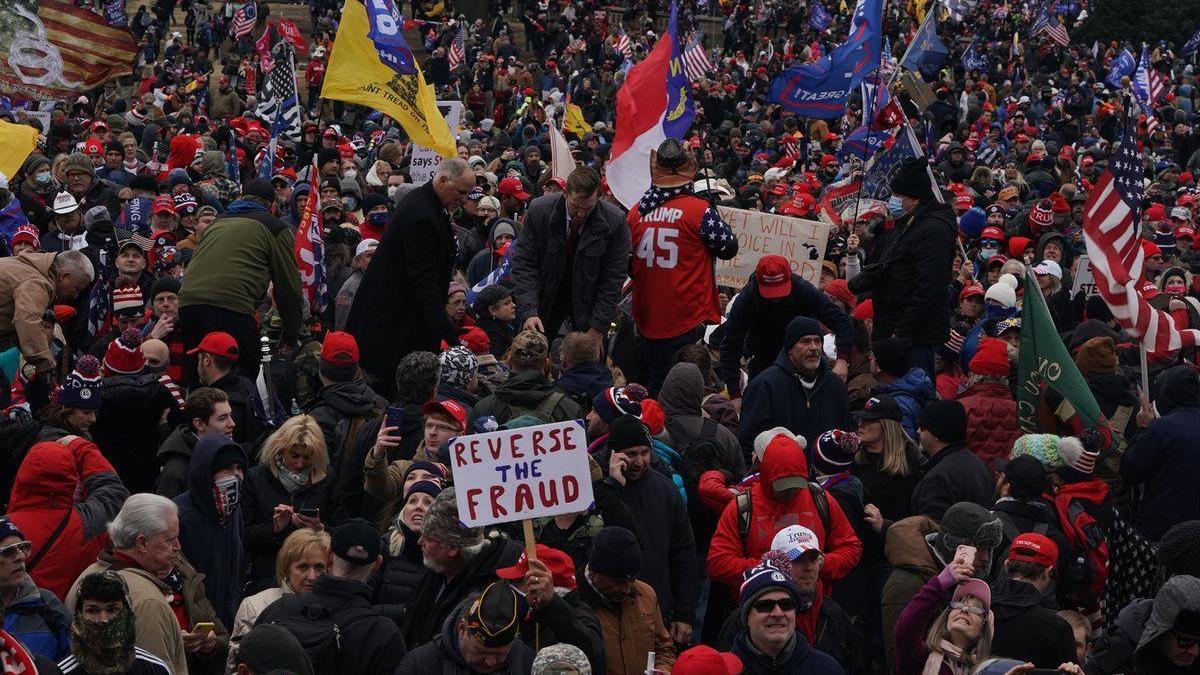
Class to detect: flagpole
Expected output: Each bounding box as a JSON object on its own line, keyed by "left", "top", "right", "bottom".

{"left": 849, "top": 3, "right": 887, "bottom": 228}
{"left": 1139, "top": 344, "right": 1149, "bottom": 398}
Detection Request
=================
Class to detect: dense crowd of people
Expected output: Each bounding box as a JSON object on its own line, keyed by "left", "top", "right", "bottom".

{"left": 1, "top": 0, "right": 1200, "bottom": 673}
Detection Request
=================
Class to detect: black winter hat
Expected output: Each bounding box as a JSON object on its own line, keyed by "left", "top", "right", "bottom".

{"left": 608, "top": 414, "right": 652, "bottom": 452}
{"left": 1157, "top": 520, "right": 1200, "bottom": 578}
{"left": 589, "top": 527, "right": 641, "bottom": 579}
{"left": 241, "top": 178, "right": 275, "bottom": 205}
{"left": 361, "top": 192, "right": 388, "bottom": 214}
{"left": 872, "top": 337, "right": 912, "bottom": 378}
{"left": 129, "top": 174, "right": 159, "bottom": 193}
{"left": 331, "top": 518, "right": 383, "bottom": 564}
{"left": 917, "top": 399, "right": 967, "bottom": 444}
{"left": 150, "top": 276, "right": 181, "bottom": 302}
{"left": 317, "top": 148, "right": 341, "bottom": 168}
{"left": 783, "top": 316, "right": 822, "bottom": 350}
{"left": 889, "top": 157, "right": 935, "bottom": 200}
{"left": 237, "top": 624, "right": 314, "bottom": 675}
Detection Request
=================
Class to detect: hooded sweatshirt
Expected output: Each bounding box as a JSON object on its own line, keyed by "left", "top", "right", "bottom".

{"left": 659, "top": 362, "right": 745, "bottom": 477}
{"left": 1132, "top": 575, "right": 1200, "bottom": 673}
{"left": 989, "top": 575, "right": 1077, "bottom": 667}
{"left": 173, "top": 434, "right": 246, "bottom": 627}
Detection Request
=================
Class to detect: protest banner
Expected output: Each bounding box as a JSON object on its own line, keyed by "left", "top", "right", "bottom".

{"left": 1070, "top": 255, "right": 1096, "bottom": 299}
{"left": 409, "top": 100, "right": 463, "bottom": 183}
{"left": 451, "top": 419, "right": 593, "bottom": 557}
{"left": 714, "top": 207, "right": 831, "bottom": 287}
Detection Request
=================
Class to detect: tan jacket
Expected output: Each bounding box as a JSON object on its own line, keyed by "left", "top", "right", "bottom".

{"left": 226, "top": 585, "right": 292, "bottom": 672}
{"left": 66, "top": 551, "right": 230, "bottom": 675}
{"left": 0, "top": 252, "right": 57, "bottom": 371}
{"left": 591, "top": 580, "right": 675, "bottom": 675}
{"left": 363, "top": 441, "right": 440, "bottom": 505}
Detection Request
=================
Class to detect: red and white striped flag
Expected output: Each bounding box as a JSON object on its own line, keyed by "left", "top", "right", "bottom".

{"left": 615, "top": 28, "right": 633, "bottom": 59}
{"left": 1083, "top": 108, "right": 1200, "bottom": 353}
{"left": 682, "top": 36, "right": 713, "bottom": 82}
{"left": 232, "top": 0, "right": 258, "bottom": 39}
{"left": 448, "top": 23, "right": 466, "bottom": 70}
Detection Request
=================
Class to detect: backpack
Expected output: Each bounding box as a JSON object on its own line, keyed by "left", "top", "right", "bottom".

{"left": 495, "top": 391, "right": 567, "bottom": 424}
{"left": 669, "top": 418, "right": 726, "bottom": 546}
{"left": 1052, "top": 481, "right": 1110, "bottom": 611}
{"left": 736, "top": 481, "right": 830, "bottom": 542}
{"left": 269, "top": 599, "right": 379, "bottom": 675}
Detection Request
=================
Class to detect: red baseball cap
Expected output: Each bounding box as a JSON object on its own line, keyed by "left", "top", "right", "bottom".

{"left": 495, "top": 544, "right": 577, "bottom": 590}
{"left": 954, "top": 194, "right": 974, "bottom": 209}
{"left": 187, "top": 331, "right": 239, "bottom": 359}
{"left": 152, "top": 195, "right": 176, "bottom": 215}
{"left": 959, "top": 283, "right": 985, "bottom": 302}
{"left": 84, "top": 139, "right": 103, "bottom": 155}
{"left": 320, "top": 331, "right": 359, "bottom": 381}
{"left": 458, "top": 325, "right": 491, "bottom": 354}
{"left": 674, "top": 646, "right": 743, "bottom": 675}
{"left": 980, "top": 225, "right": 1006, "bottom": 241}
{"left": 820, "top": 153, "right": 838, "bottom": 167}
{"left": 497, "top": 176, "right": 532, "bottom": 200}
{"left": 1177, "top": 227, "right": 1196, "bottom": 240}
{"left": 1007, "top": 532, "right": 1059, "bottom": 568}
{"left": 755, "top": 255, "right": 793, "bottom": 299}
{"left": 422, "top": 399, "right": 467, "bottom": 432}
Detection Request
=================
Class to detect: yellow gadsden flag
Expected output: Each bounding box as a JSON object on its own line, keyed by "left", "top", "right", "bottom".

{"left": 563, "top": 103, "right": 592, "bottom": 137}
{"left": 0, "top": 120, "right": 37, "bottom": 180}
{"left": 322, "top": 0, "right": 455, "bottom": 157}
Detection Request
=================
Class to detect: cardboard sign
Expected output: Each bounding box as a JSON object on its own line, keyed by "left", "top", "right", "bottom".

{"left": 451, "top": 420, "right": 594, "bottom": 528}
{"left": 1071, "top": 255, "right": 1096, "bottom": 299}
{"left": 409, "top": 100, "right": 463, "bottom": 184}
{"left": 714, "top": 207, "right": 831, "bottom": 288}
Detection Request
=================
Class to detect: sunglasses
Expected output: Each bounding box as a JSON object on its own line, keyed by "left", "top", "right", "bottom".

{"left": 0, "top": 541, "right": 32, "bottom": 559}
{"left": 751, "top": 598, "right": 796, "bottom": 613}
{"left": 949, "top": 601, "right": 986, "bottom": 617}
{"left": 1173, "top": 633, "right": 1200, "bottom": 650}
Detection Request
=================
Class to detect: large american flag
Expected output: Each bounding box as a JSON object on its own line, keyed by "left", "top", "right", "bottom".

{"left": 682, "top": 36, "right": 712, "bottom": 83}
{"left": 256, "top": 47, "right": 302, "bottom": 142}
{"left": 1030, "top": 0, "right": 1068, "bottom": 47}
{"left": 1134, "top": 46, "right": 1166, "bottom": 110}
{"left": 615, "top": 27, "right": 633, "bottom": 60}
{"left": 1083, "top": 106, "right": 1200, "bottom": 353}
{"left": 448, "top": 23, "right": 466, "bottom": 70}
{"left": 232, "top": 0, "right": 258, "bottom": 39}
{"left": 294, "top": 158, "right": 328, "bottom": 315}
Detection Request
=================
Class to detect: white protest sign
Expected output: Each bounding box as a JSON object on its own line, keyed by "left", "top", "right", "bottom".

{"left": 409, "top": 100, "right": 463, "bottom": 184}
{"left": 451, "top": 420, "right": 594, "bottom": 528}
{"left": 714, "top": 207, "right": 831, "bottom": 288}
{"left": 1071, "top": 255, "right": 1096, "bottom": 299}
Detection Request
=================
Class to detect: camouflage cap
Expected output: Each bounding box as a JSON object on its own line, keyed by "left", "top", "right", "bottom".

{"left": 509, "top": 330, "right": 549, "bottom": 367}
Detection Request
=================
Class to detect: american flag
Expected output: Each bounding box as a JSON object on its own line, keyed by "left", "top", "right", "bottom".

{"left": 682, "top": 35, "right": 712, "bottom": 83}
{"left": 256, "top": 47, "right": 302, "bottom": 142}
{"left": 448, "top": 23, "right": 466, "bottom": 70}
{"left": 232, "top": 0, "right": 258, "bottom": 39}
{"left": 1134, "top": 46, "right": 1165, "bottom": 110}
{"left": 615, "top": 27, "right": 633, "bottom": 60}
{"left": 258, "top": 106, "right": 288, "bottom": 180}
{"left": 294, "top": 158, "right": 328, "bottom": 315}
{"left": 1030, "top": 0, "right": 1068, "bottom": 46}
{"left": 1082, "top": 106, "right": 1200, "bottom": 354}
{"left": 86, "top": 249, "right": 112, "bottom": 341}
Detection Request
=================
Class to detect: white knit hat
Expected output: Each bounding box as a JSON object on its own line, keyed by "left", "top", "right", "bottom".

{"left": 753, "top": 426, "right": 804, "bottom": 465}
{"left": 985, "top": 281, "right": 1016, "bottom": 308}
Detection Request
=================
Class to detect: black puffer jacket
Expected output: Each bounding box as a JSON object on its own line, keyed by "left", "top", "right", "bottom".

{"left": 154, "top": 425, "right": 196, "bottom": 498}
{"left": 848, "top": 200, "right": 958, "bottom": 347}
{"left": 396, "top": 606, "right": 533, "bottom": 675}
{"left": 514, "top": 590, "right": 606, "bottom": 674}
{"left": 240, "top": 463, "right": 338, "bottom": 592}
{"left": 371, "top": 523, "right": 425, "bottom": 607}
{"left": 210, "top": 370, "right": 265, "bottom": 448}
{"left": 304, "top": 379, "right": 386, "bottom": 473}
{"left": 91, "top": 373, "right": 181, "bottom": 493}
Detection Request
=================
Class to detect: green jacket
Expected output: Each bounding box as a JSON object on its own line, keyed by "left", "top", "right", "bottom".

{"left": 179, "top": 207, "right": 303, "bottom": 343}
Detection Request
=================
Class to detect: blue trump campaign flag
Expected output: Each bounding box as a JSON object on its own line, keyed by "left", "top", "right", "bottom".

{"left": 839, "top": 125, "right": 892, "bottom": 161}
{"left": 900, "top": 10, "right": 948, "bottom": 80}
{"left": 861, "top": 124, "right": 924, "bottom": 199}
{"left": 810, "top": 1, "right": 832, "bottom": 31}
{"left": 1105, "top": 49, "right": 1135, "bottom": 89}
{"left": 962, "top": 40, "right": 988, "bottom": 72}
{"left": 1184, "top": 28, "right": 1200, "bottom": 57}
{"left": 769, "top": 0, "right": 883, "bottom": 119}
{"left": 365, "top": 0, "right": 418, "bottom": 76}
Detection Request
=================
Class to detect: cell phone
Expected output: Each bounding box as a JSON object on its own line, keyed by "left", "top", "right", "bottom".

{"left": 384, "top": 403, "right": 405, "bottom": 431}
{"left": 297, "top": 505, "right": 319, "bottom": 519}
{"left": 192, "top": 622, "right": 215, "bottom": 633}
{"left": 954, "top": 544, "right": 977, "bottom": 568}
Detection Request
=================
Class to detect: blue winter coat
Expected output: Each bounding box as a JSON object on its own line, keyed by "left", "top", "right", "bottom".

{"left": 731, "top": 630, "right": 846, "bottom": 674}
{"left": 737, "top": 353, "right": 853, "bottom": 460}
{"left": 874, "top": 367, "right": 934, "bottom": 439}
{"left": 173, "top": 434, "right": 246, "bottom": 627}
{"left": 3, "top": 576, "right": 70, "bottom": 661}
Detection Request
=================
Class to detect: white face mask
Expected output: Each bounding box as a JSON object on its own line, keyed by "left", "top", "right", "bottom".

{"left": 343, "top": 169, "right": 357, "bottom": 179}
{"left": 387, "top": 186, "right": 398, "bottom": 199}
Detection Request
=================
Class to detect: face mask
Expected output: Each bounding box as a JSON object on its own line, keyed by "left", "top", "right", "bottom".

{"left": 342, "top": 197, "right": 357, "bottom": 211}
{"left": 212, "top": 475, "right": 241, "bottom": 519}
{"left": 886, "top": 195, "right": 909, "bottom": 218}
{"left": 70, "top": 608, "right": 136, "bottom": 675}
{"left": 1166, "top": 281, "right": 1188, "bottom": 295}
{"left": 978, "top": 248, "right": 996, "bottom": 260}
{"left": 343, "top": 169, "right": 357, "bottom": 179}
{"left": 35, "top": 171, "right": 51, "bottom": 185}
{"left": 275, "top": 457, "right": 311, "bottom": 493}
{"left": 387, "top": 186, "right": 398, "bottom": 199}
{"left": 368, "top": 211, "right": 389, "bottom": 226}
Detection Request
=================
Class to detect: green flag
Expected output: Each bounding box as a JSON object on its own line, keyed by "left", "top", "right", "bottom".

{"left": 1016, "top": 268, "right": 1105, "bottom": 433}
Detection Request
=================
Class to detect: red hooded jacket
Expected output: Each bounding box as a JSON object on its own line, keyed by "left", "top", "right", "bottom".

{"left": 7, "top": 437, "right": 129, "bottom": 600}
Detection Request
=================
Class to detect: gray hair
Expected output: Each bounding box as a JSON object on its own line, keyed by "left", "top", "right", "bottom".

{"left": 55, "top": 249, "right": 95, "bottom": 284}
{"left": 435, "top": 157, "right": 472, "bottom": 181}
{"left": 107, "top": 493, "right": 178, "bottom": 549}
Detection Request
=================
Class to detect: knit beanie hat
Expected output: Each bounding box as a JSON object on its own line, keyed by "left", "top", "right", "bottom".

{"left": 959, "top": 207, "right": 987, "bottom": 239}
{"left": 640, "top": 399, "right": 666, "bottom": 435}
{"left": 984, "top": 281, "right": 1017, "bottom": 308}
{"left": 739, "top": 558, "right": 800, "bottom": 620}
{"left": 889, "top": 157, "right": 934, "bottom": 200}
{"left": 1029, "top": 199, "right": 1055, "bottom": 229}
{"left": 150, "top": 276, "right": 181, "bottom": 303}
{"left": 103, "top": 328, "right": 146, "bottom": 375}
{"left": 439, "top": 346, "right": 478, "bottom": 389}
{"left": 872, "top": 337, "right": 912, "bottom": 378}
{"left": 405, "top": 479, "right": 443, "bottom": 501}
{"left": 1074, "top": 336, "right": 1119, "bottom": 377}
{"left": 608, "top": 415, "right": 653, "bottom": 451}
{"left": 589, "top": 526, "right": 641, "bottom": 579}
{"left": 1011, "top": 433, "right": 1076, "bottom": 470}
{"left": 1059, "top": 428, "right": 1101, "bottom": 475}
{"left": 783, "top": 316, "right": 822, "bottom": 349}
{"left": 420, "top": 488, "right": 483, "bottom": 548}
{"left": 592, "top": 385, "right": 647, "bottom": 424}
{"left": 54, "top": 355, "right": 102, "bottom": 409}
{"left": 970, "top": 337, "right": 1010, "bottom": 377}
{"left": 814, "top": 429, "right": 858, "bottom": 475}
{"left": 1156, "top": 521, "right": 1200, "bottom": 578}
{"left": 111, "top": 278, "right": 144, "bottom": 318}
{"left": 753, "top": 427, "right": 803, "bottom": 465}
{"left": 61, "top": 152, "right": 95, "bottom": 178}
{"left": 916, "top": 399, "right": 967, "bottom": 444}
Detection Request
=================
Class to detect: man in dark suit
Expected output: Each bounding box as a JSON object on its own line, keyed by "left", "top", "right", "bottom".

{"left": 346, "top": 158, "right": 476, "bottom": 398}
{"left": 510, "top": 167, "right": 630, "bottom": 353}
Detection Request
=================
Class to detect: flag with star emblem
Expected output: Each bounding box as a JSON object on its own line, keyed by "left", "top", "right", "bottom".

{"left": 1083, "top": 104, "right": 1200, "bottom": 354}
{"left": 256, "top": 46, "right": 301, "bottom": 143}
{"left": 1133, "top": 45, "right": 1165, "bottom": 111}
{"left": 232, "top": 0, "right": 258, "bottom": 38}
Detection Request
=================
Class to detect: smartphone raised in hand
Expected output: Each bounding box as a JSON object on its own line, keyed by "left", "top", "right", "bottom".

{"left": 384, "top": 403, "right": 405, "bottom": 431}
{"left": 954, "top": 544, "right": 977, "bottom": 569}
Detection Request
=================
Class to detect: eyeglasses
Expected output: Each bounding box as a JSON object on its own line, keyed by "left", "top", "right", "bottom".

{"left": 750, "top": 598, "right": 796, "bottom": 613}
{"left": 0, "top": 541, "right": 32, "bottom": 559}
{"left": 949, "top": 601, "right": 986, "bottom": 617}
{"left": 424, "top": 422, "right": 460, "bottom": 434}
{"left": 1173, "top": 632, "right": 1200, "bottom": 650}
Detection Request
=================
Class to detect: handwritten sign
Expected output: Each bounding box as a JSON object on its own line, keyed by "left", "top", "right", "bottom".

{"left": 409, "top": 100, "right": 463, "bottom": 184}
{"left": 451, "top": 420, "right": 594, "bottom": 528}
{"left": 1071, "top": 255, "right": 1096, "bottom": 299}
{"left": 715, "top": 207, "right": 831, "bottom": 288}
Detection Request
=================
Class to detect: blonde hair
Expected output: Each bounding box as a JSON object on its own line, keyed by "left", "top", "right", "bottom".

{"left": 258, "top": 415, "right": 330, "bottom": 478}
{"left": 275, "top": 529, "right": 331, "bottom": 586}
{"left": 924, "top": 595, "right": 992, "bottom": 671}
{"left": 855, "top": 419, "right": 914, "bottom": 477}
